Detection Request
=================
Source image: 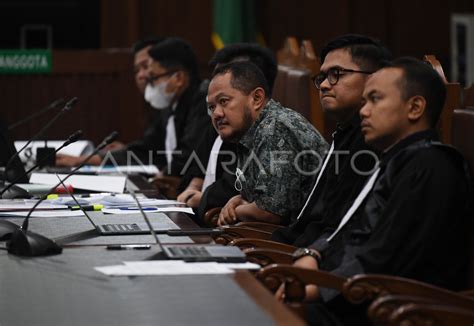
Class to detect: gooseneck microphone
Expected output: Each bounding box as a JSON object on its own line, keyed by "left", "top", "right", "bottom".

{"left": 3, "top": 97, "right": 79, "bottom": 185}
{"left": 0, "top": 130, "right": 83, "bottom": 199}
{"left": 7, "top": 98, "right": 65, "bottom": 131}
{"left": 4, "top": 131, "right": 119, "bottom": 257}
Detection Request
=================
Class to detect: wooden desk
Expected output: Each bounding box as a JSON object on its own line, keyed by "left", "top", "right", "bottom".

{"left": 0, "top": 177, "right": 304, "bottom": 325}
{"left": 0, "top": 245, "right": 304, "bottom": 325}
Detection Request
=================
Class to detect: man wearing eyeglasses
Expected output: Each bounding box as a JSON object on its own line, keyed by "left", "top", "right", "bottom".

{"left": 277, "top": 57, "right": 470, "bottom": 326}
{"left": 139, "top": 38, "right": 210, "bottom": 176}
{"left": 56, "top": 36, "right": 166, "bottom": 167}
{"left": 272, "top": 34, "right": 392, "bottom": 247}
{"left": 207, "top": 61, "right": 327, "bottom": 226}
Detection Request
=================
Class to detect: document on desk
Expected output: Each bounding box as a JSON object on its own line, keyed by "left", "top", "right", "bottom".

{"left": 0, "top": 210, "right": 85, "bottom": 218}
{"left": 101, "top": 207, "right": 194, "bottom": 215}
{"left": 79, "top": 165, "right": 159, "bottom": 175}
{"left": 29, "top": 173, "right": 126, "bottom": 193}
{"left": 100, "top": 195, "right": 181, "bottom": 207}
{"left": 95, "top": 261, "right": 251, "bottom": 276}
{"left": 0, "top": 201, "right": 69, "bottom": 211}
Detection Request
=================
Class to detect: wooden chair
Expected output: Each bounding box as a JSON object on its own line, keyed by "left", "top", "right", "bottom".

{"left": 463, "top": 83, "right": 474, "bottom": 107}
{"left": 368, "top": 293, "right": 474, "bottom": 325}
{"left": 256, "top": 264, "right": 346, "bottom": 318}
{"left": 257, "top": 265, "right": 474, "bottom": 325}
{"left": 245, "top": 248, "right": 294, "bottom": 267}
{"left": 276, "top": 36, "right": 300, "bottom": 67}
{"left": 423, "top": 55, "right": 462, "bottom": 144}
{"left": 450, "top": 107, "right": 474, "bottom": 290}
{"left": 213, "top": 227, "right": 273, "bottom": 245}
{"left": 388, "top": 301, "right": 474, "bottom": 325}
{"left": 230, "top": 238, "right": 296, "bottom": 253}
{"left": 273, "top": 36, "right": 300, "bottom": 107}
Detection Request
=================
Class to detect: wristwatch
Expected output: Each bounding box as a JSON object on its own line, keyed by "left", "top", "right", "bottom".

{"left": 292, "top": 248, "right": 322, "bottom": 265}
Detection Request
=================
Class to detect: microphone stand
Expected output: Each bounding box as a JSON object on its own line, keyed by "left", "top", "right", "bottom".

{"left": 2, "top": 97, "right": 78, "bottom": 186}
{"left": 0, "top": 130, "right": 83, "bottom": 199}
{"left": 8, "top": 98, "right": 65, "bottom": 131}
{"left": 4, "top": 131, "right": 118, "bottom": 257}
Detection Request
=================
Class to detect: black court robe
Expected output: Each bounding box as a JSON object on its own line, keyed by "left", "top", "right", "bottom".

{"left": 272, "top": 114, "right": 377, "bottom": 246}
{"left": 105, "top": 80, "right": 210, "bottom": 177}
{"left": 306, "top": 130, "right": 471, "bottom": 325}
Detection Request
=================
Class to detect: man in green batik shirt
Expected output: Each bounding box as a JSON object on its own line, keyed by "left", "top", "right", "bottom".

{"left": 206, "top": 61, "right": 328, "bottom": 226}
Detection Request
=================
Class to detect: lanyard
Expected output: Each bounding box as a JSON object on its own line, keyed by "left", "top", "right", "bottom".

{"left": 296, "top": 142, "right": 335, "bottom": 220}
{"left": 326, "top": 167, "right": 380, "bottom": 242}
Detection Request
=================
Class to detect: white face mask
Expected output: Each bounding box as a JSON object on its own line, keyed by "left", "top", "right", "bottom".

{"left": 144, "top": 79, "right": 175, "bottom": 110}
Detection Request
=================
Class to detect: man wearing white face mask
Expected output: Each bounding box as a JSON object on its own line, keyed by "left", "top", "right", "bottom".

{"left": 56, "top": 36, "right": 166, "bottom": 167}
{"left": 144, "top": 38, "right": 210, "bottom": 177}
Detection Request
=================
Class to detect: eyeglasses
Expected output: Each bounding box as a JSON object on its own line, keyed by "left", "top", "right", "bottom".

{"left": 146, "top": 70, "right": 176, "bottom": 85}
{"left": 311, "top": 67, "right": 373, "bottom": 89}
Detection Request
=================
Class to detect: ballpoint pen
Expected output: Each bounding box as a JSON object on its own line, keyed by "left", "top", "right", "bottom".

{"left": 106, "top": 244, "right": 151, "bottom": 250}
{"left": 116, "top": 206, "right": 158, "bottom": 211}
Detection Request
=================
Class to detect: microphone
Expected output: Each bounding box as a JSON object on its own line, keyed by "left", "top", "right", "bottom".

{"left": 7, "top": 98, "right": 65, "bottom": 131}
{"left": 0, "top": 130, "right": 83, "bottom": 199}
{"left": 3, "top": 131, "right": 119, "bottom": 256}
{"left": 3, "top": 97, "right": 79, "bottom": 186}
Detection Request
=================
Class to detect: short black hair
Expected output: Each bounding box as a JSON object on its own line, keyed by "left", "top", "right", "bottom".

{"left": 132, "top": 36, "right": 165, "bottom": 54}
{"left": 148, "top": 37, "right": 199, "bottom": 80}
{"left": 386, "top": 57, "right": 446, "bottom": 127}
{"left": 320, "top": 34, "right": 392, "bottom": 71}
{"left": 209, "top": 43, "right": 277, "bottom": 93}
{"left": 212, "top": 61, "right": 270, "bottom": 96}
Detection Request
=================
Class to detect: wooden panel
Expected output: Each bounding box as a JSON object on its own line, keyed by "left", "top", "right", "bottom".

{"left": 101, "top": 0, "right": 213, "bottom": 78}
{"left": 0, "top": 50, "right": 147, "bottom": 145}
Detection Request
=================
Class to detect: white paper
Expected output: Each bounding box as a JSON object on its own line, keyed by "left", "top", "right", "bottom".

{"left": 14, "top": 140, "right": 94, "bottom": 162}
{"left": 0, "top": 202, "right": 69, "bottom": 212}
{"left": 29, "top": 173, "right": 126, "bottom": 193}
{"left": 78, "top": 165, "right": 159, "bottom": 175}
{"left": 101, "top": 195, "right": 180, "bottom": 207}
{"left": 218, "top": 262, "right": 261, "bottom": 270}
{"left": 102, "top": 207, "right": 194, "bottom": 215}
{"left": 155, "top": 207, "right": 194, "bottom": 214}
{"left": 0, "top": 210, "right": 85, "bottom": 218}
{"left": 95, "top": 261, "right": 234, "bottom": 276}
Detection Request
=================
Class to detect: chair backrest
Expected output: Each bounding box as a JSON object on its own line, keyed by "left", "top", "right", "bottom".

{"left": 274, "top": 37, "right": 334, "bottom": 142}
{"left": 276, "top": 36, "right": 300, "bottom": 67}
{"left": 274, "top": 37, "right": 314, "bottom": 124}
{"left": 463, "top": 84, "right": 474, "bottom": 107}
{"left": 423, "top": 55, "right": 462, "bottom": 144}
{"left": 451, "top": 108, "right": 474, "bottom": 288}
{"left": 272, "top": 65, "right": 290, "bottom": 106}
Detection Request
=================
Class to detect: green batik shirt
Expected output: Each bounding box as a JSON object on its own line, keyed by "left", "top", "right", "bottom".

{"left": 236, "top": 99, "right": 328, "bottom": 224}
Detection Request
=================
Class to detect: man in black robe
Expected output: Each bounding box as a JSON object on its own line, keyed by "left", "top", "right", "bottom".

{"left": 272, "top": 34, "right": 392, "bottom": 246}
{"left": 281, "top": 57, "right": 471, "bottom": 325}
{"left": 56, "top": 37, "right": 166, "bottom": 167}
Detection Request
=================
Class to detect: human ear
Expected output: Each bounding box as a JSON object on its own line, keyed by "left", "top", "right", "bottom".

{"left": 168, "top": 71, "right": 185, "bottom": 92}
{"left": 251, "top": 88, "right": 266, "bottom": 109}
{"left": 407, "top": 95, "right": 426, "bottom": 122}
